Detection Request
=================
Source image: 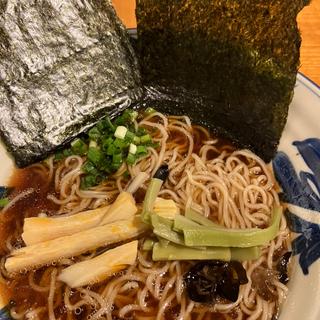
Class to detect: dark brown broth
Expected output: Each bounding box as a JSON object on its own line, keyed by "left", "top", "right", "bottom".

{"left": 0, "top": 166, "right": 58, "bottom": 314}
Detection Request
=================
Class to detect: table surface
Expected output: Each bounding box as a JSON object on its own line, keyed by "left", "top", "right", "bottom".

{"left": 113, "top": 0, "right": 320, "bottom": 85}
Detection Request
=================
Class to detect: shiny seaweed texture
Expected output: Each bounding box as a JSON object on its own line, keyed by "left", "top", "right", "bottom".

{"left": 0, "top": 0, "right": 142, "bottom": 167}
{"left": 136, "top": 0, "right": 310, "bottom": 162}
{"left": 273, "top": 138, "right": 320, "bottom": 274}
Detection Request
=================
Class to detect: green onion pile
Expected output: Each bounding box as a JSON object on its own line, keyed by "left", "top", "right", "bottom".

{"left": 54, "top": 109, "right": 158, "bottom": 189}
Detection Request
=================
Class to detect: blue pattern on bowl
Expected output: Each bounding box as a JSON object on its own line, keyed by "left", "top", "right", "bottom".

{"left": 285, "top": 211, "right": 320, "bottom": 275}
{"left": 0, "top": 306, "right": 11, "bottom": 320}
{"left": 273, "top": 138, "right": 320, "bottom": 274}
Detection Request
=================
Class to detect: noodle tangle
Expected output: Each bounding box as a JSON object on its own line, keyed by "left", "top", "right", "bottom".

{"left": 1, "top": 112, "right": 290, "bottom": 320}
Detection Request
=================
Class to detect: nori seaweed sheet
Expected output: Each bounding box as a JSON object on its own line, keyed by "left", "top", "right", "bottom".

{"left": 136, "top": 0, "right": 310, "bottom": 161}
{"left": 0, "top": 0, "right": 142, "bottom": 167}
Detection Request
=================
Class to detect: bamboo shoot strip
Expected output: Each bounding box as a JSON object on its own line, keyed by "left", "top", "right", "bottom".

{"left": 5, "top": 217, "right": 148, "bottom": 274}
{"left": 153, "top": 197, "right": 180, "bottom": 220}
{"left": 22, "top": 206, "right": 110, "bottom": 245}
{"left": 100, "top": 192, "right": 137, "bottom": 224}
{"left": 58, "top": 241, "right": 138, "bottom": 288}
{"left": 22, "top": 192, "right": 137, "bottom": 246}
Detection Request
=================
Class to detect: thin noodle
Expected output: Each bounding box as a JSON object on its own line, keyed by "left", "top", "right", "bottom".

{"left": 2, "top": 113, "right": 290, "bottom": 320}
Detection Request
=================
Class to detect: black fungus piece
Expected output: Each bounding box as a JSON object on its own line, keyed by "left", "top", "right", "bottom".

{"left": 153, "top": 164, "right": 169, "bottom": 181}
{"left": 0, "top": 0, "right": 142, "bottom": 167}
{"left": 277, "top": 251, "right": 292, "bottom": 284}
{"left": 184, "top": 260, "right": 248, "bottom": 303}
{"left": 136, "top": 0, "right": 310, "bottom": 162}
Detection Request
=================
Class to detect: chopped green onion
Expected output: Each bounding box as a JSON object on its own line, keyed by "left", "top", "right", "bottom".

{"left": 82, "top": 161, "right": 97, "bottom": 174}
{"left": 183, "top": 207, "right": 282, "bottom": 248}
{"left": 136, "top": 127, "right": 147, "bottom": 137}
{"left": 88, "top": 127, "right": 101, "bottom": 141}
{"left": 105, "top": 143, "right": 115, "bottom": 156}
{"left": 111, "top": 162, "right": 121, "bottom": 171}
{"left": 140, "top": 134, "right": 151, "bottom": 144}
{"left": 125, "top": 131, "right": 136, "bottom": 142}
{"left": 102, "top": 137, "right": 113, "bottom": 149}
{"left": 113, "top": 153, "right": 123, "bottom": 164}
{"left": 87, "top": 148, "right": 103, "bottom": 165}
{"left": 129, "top": 143, "right": 137, "bottom": 155}
{"left": 130, "top": 110, "right": 138, "bottom": 120}
{"left": 133, "top": 136, "right": 141, "bottom": 145}
{"left": 105, "top": 117, "right": 115, "bottom": 131}
{"left": 114, "top": 110, "right": 138, "bottom": 126}
{"left": 144, "top": 107, "right": 156, "bottom": 115}
{"left": 148, "top": 141, "right": 160, "bottom": 149}
{"left": 136, "top": 145, "right": 148, "bottom": 156}
{"left": 0, "top": 198, "right": 9, "bottom": 208}
{"left": 63, "top": 149, "right": 73, "bottom": 158}
{"left": 71, "top": 139, "right": 88, "bottom": 156}
{"left": 114, "top": 126, "right": 128, "bottom": 139}
{"left": 114, "top": 138, "right": 129, "bottom": 149}
{"left": 81, "top": 175, "right": 99, "bottom": 189}
{"left": 89, "top": 140, "right": 98, "bottom": 148}
{"left": 126, "top": 153, "right": 136, "bottom": 166}
{"left": 54, "top": 110, "right": 157, "bottom": 189}
{"left": 97, "top": 117, "right": 115, "bottom": 132}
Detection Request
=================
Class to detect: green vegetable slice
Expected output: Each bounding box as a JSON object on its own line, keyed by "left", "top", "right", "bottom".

{"left": 142, "top": 178, "right": 163, "bottom": 223}
{"left": 173, "top": 214, "right": 201, "bottom": 232}
{"left": 231, "top": 247, "right": 261, "bottom": 261}
{"left": 87, "top": 147, "right": 103, "bottom": 165}
{"left": 151, "top": 215, "right": 185, "bottom": 246}
{"left": 71, "top": 138, "right": 88, "bottom": 156}
{"left": 152, "top": 242, "right": 261, "bottom": 262}
{"left": 185, "top": 207, "right": 223, "bottom": 228}
{"left": 142, "top": 239, "right": 155, "bottom": 251}
{"left": 126, "top": 153, "right": 136, "bottom": 165}
{"left": 183, "top": 206, "right": 282, "bottom": 247}
{"left": 153, "top": 242, "right": 230, "bottom": 261}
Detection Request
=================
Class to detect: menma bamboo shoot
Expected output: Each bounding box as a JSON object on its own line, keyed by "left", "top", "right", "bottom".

{"left": 22, "top": 192, "right": 137, "bottom": 245}
{"left": 58, "top": 241, "right": 138, "bottom": 288}
{"left": 5, "top": 217, "right": 148, "bottom": 274}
